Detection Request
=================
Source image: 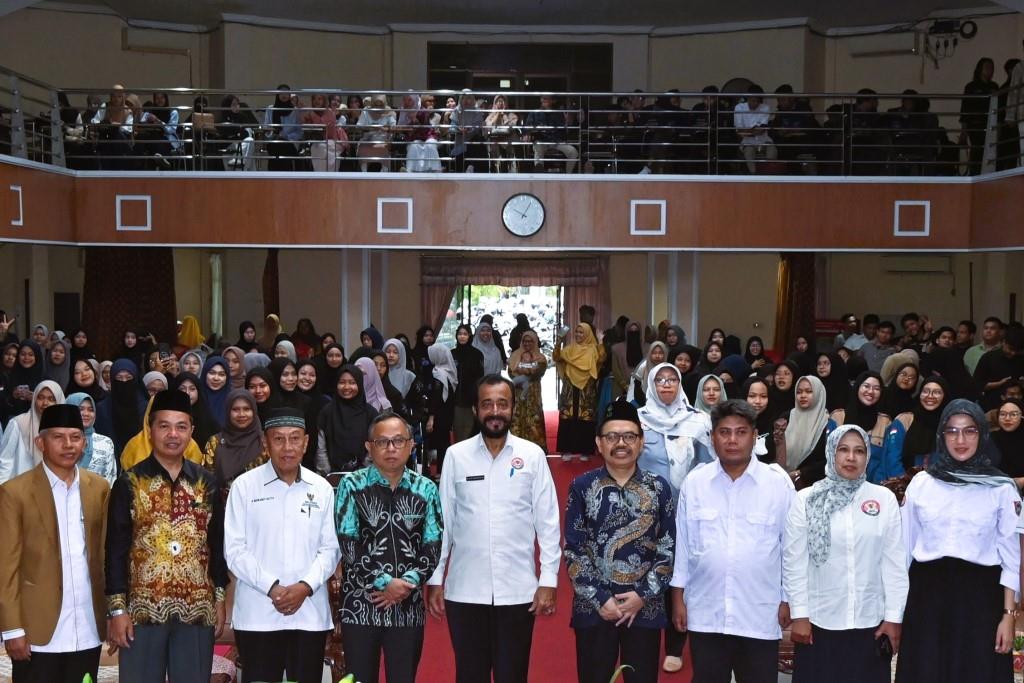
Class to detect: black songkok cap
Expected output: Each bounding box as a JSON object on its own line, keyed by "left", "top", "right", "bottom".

{"left": 598, "top": 398, "right": 643, "bottom": 431}
{"left": 39, "top": 404, "right": 84, "bottom": 431}
{"left": 263, "top": 407, "right": 307, "bottom": 431}
{"left": 149, "top": 389, "right": 192, "bottom": 416}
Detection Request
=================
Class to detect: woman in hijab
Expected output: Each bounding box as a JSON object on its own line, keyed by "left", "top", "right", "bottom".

{"left": 425, "top": 344, "right": 459, "bottom": 474}
{"left": 508, "top": 313, "right": 531, "bottom": 353}
{"left": 258, "top": 313, "right": 283, "bottom": 353}
{"left": 116, "top": 328, "right": 149, "bottom": 373}
{"left": 221, "top": 346, "right": 247, "bottom": 390}
{"left": 782, "top": 376, "right": 835, "bottom": 488}
{"left": 66, "top": 358, "right": 107, "bottom": 403}
{"left": 172, "top": 371, "right": 219, "bottom": 450}
{"left": 627, "top": 341, "right": 668, "bottom": 406}
{"left": 66, "top": 392, "right": 117, "bottom": 485}
{"left": 508, "top": 329, "right": 548, "bottom": 452}
{"left": 412, "top": 325, "right": 436, "bottom": 385}
{"left": 236, "top": 320, "right": 259, "bottom": 352}
{"left": 716, "top": 354, "right": 752, "bottom": 400}
{"left": 142, "top": 371, "right": 168, "bottom": 397}
{"left": 316, "top": 364, "right": 379, "bottom": 475}
{"left": 637, "top": 361, "right": 714, "bottom": 672}
{"left": 783, "top": 425, "right": 908, "bottom": 683}
{"left": 291, "top": 317, "right": 321, "bottom": 360}
{"left": 368, "top": 351, "right": 406, "bottom": 416}
{"left": 384, "top": 337, "right": 417, "bottom": 400}
{"left": 203, "top": 389, "right": 268, "bottom": 492}
{"left": 694, "top": 341, "right": 723, "bottom": 377}
{"left": 94, "top": 358, "right": 145, "bottom": 458}
{"left": 268, "top": 358, "right": 308, "bottom": 411}
{"left": 120, "top": 393, "right": 204, "bottom": 470}
{"left": 296, "top": 359, "right": 329, "bottom": 406}
{"left": 175, "top": 315, "right": 206, "bottom": 356}
{"left": 0, "top": 380, "right": 63, "bottom": 483}
{"left": 200, "top": 356, "right": 231, "bottom": 431}
{"left": 243, "top": 350, "right": 272, "bottom": 373}
{"left": 815, "top": 351, "right": 849, "bottom": 414}
{"left": 450, "top": 324, "right": 484, "bottom": 443}
{"left": 993, "top": 398, "right": 1024, "bottom": 487}
{"left": 744, "top": 336, "right": 769, "bottom": 371}
{"left": 472, "top": 322, "right": 505, "bottom": 376}
{"left": 245, "top": 366, "right": 276, "bottom": 426}
{"left": 743, "top": 376, "right": 776, "bottom": 463}
{"left": 274, "top": 340, "right": 298, "bottom": 364}
{"left": 354, "top": 357, "right": 392, "bottom": 412}
{"left": 881, "top": 362, "right": 919, "bottom": 418}
{"left": 770, "top": 360, "right": 800, "bottom": 420}
{"left": 896, "top": 400, "right": 1020, "bottom": 682}
{"left": 694, "top": 374, "right": 724, "bottom": 415}
{"left": 888, "top": 376, "right": 951, "bottom": 473}
{"left": 69, "top": 328, "right": 96, "bottom": 364}
{"left": 673, "top": 344, "right": 702, "bottom": 404}
{"left": 880, "top": 350, "right": 919, "bottom": 388}
{"left": 316, "top": 343, "right": 347, "bottom": 398}
{"left": 5, "top": 340, "right": 45, "bottom": 417}
{"left": 180, "top": 349, "right": 205, "bottom": 377}
{"left": 922, "top": 344, "right": 976, "bottom": 401}
{"left": 664, "top": 325, "right": 688, "bottom": 356}
{"left": 97, "top": 361, "right": 112, "bottom": 391}
{"left": 611, "top": 320, "right": 649, "bottom": 399}
{"left": 554, "top": 323, "right": 604, "bottom": 462}
{"left": 833, "top": 372, "right": 893, "bottom": 483}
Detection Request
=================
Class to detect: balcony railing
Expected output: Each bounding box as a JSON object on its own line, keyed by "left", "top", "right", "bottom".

{"left": 1, "top": 65, "right": 1021, "bottom": 177}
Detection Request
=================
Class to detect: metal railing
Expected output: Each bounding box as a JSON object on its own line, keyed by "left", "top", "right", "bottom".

{"left": 2, "top": 65, "right": 1021, "bottom": 177}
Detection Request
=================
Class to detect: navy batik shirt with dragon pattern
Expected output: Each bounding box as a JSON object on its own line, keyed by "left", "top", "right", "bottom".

{"left": 564, "top": 466, "right": 676, "bottom": 628}
{"left": 335, "top": 464, "right": 443, "bottom": 627}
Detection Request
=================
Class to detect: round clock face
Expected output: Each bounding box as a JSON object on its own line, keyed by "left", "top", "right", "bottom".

{"left": 502, "top": 193, "right": 545, "bottom": 237}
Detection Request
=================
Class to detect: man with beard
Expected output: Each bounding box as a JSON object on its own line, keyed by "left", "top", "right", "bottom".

{"left": 427, "top": 375, "right": 561, "bottom": 683}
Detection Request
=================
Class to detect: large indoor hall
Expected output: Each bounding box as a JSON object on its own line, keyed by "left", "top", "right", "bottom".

{"left": 2, "top": 0, "right": 1024, "bottom": 682}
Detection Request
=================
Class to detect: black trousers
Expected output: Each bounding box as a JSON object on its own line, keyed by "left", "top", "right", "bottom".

{"left": 688, "top": 631, "right": 779, "bottom": 683}
{"left": 445, "top": 600, "right": 535, "bottom": 683}
{"left": 340, "top": 623, "right": 424, "bottom": 683}
{"left": 663, "top": 591, "right": 686, "bottom": 657}
{"left": 574, "top": 622, "right": 660, "bottom": 683}
{"left": 235, "top": 628, "right": 329, "bottom": 683}
{"left": 11, "top": 646, "right": 101, "bottom": 683}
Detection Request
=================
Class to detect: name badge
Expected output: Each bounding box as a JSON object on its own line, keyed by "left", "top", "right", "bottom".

{"left": 466, "top": 475, "right": 485, "bottom": 482}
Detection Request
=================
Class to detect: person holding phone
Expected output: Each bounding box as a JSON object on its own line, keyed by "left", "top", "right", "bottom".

{"left": 783, "top": 424, "right": 908, "bottom": 682}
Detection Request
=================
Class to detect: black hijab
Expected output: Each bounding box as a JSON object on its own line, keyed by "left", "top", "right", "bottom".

{"left": 109, "top": 358, "right": 144, "bottom": 450}
{"left": 316, "top": 343, "right": 346, "bottom": 396}
{"left": 8, "top": 340, "right": 44, "bottom": 391}
{"left": 992, "top": 399, "right": 1024, "bottom": 478}
{"left": 212, "top": 389, "right": 265, "bottom": 485}
{"left": 66, "top": 359, "right": 107, "bottom": 403}
{"left": 926, "top": 399, "right": 1011, "bottom": 485}
{"left": 269, "top": 357, "right": 310, "bottom": 412}
{"left": 236, "top": 320, "right": 258, "bottom": 352}
{"left": 318, "top": 364, "right": 379, "bottom": 472}
{"left": 296, "top": 358, "right": 326, "bottom": 402}
{"left": 171, "top": 371, "right": 219, "bottom": 448}
{"left": 68, "top": 328, "right": 96, "bottom": 364}
{"left": 412, "top": 326, "right": 435, "bottom": 383}
{"left": 744, "top": 336, "right": 766, "bottom": 366}
{"left": 844, "top": 371, "right": 883, "bottom": 432}
{"left": 902, "top": 376, "right": 951, "bottom": 469}
{"left": 245, "top": 366, "right": 277, "bottom": 425}
{"left": 923, "top": 345, "right": 976, "bottom": 401}
{"left": 769, "top": 360, "right": 800, "bottom": 420}
{"left": 816, "top": 351, "right": 849, "bottom": 413}
{"left": 625, "top": 324, "right": 645, "bottom": 368}
{"left": 882, "top": 362, "right": 918, "bottom": 417}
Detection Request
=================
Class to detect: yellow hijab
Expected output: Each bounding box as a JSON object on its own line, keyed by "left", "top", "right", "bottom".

{"left": 558, "top": 324, "right": 600, "bottom": 390}
{"left": 121, "top": 394, "right": 205, "bottom": 470}
{"left": 176, "top": 315, "right": 206, "bottom": 349}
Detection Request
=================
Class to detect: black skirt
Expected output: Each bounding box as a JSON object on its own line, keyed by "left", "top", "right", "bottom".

{"left": 793, "top": 625, "right": 890, "bottom": 683}
{"left": 895, "top": 557, "right": 1013, "bottom": 683}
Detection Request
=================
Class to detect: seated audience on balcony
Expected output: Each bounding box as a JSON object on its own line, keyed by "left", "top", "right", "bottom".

{"left": 684, "top": 85, "right": 720, "bottom": 173}
{"left": 183, "top": 95, "right": 218, "bottom": 170}
{"left": 449, "top": 92, "right": 486, "bottom": 173}
{"left": 215, "top": 94, "right": 259, "bottom": 171}
{"left": 356, "top": 94, "right": 396, "bottom": 172}
{"left": 57, "top": 91, "right": 95, "bottom": 170}
{"left": 851, "top": 89, "right": 889, "bottom": 174}
{"left": 960, "top": 57, "right": 999, "bottom": 175}
{"left": 887, "top": 90, "right": 942, "bottom": 174}
{"left": 304, "top": 93, "right": 349, "bottom": 172}
{"left": 524, "top": 94, "right": 578, "bottom": 173}
{"left": 148, "top": 92, "right": 181, "bottom": 157}
{"left": 263, "top": 85, "right": 305, "bottom": 171}
{"left": 734, "top": 84, "right": 776, "bottom": 174}
{"left": 484, "top": 94, "right": 519, "bottom": 172}
{"left": 639, "top": 91, "right": 687, "bottom": 174}
{"left": 771, "top": 84, "right": 819, "bottom": 169}
{"left": 404, "top": 93, "right": 443, "bottom": 172}
{"left": 90, "top": 84, "right": 133, "bottom": 169}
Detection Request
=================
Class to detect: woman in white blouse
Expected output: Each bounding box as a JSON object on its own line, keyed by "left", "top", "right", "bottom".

{"left": 66, "top": 392, "right": 117, "bottom": 485}
{"left": 783, "top": 424, "right": 908, "bottom": 682}
{"left": 895, "top": 399, "right": 1020, "bottom": 682}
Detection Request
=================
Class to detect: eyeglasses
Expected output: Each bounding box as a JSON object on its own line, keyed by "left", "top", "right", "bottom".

{"left": 598, "top": 432, "right": 641, "bottom": 445}
{"left": 653, "top": 377, "right": 679, "bottom": 386}
{"left": 998, "top": 411, "right": 1022, "bottom": 419}
{"left": 942, "top": 426, "right": 980, "bottom": 440}
{"left": 920, "top": 389, "right": 944, "bottom": 397}
{"left": 371, "top": 436, "right": 412, "bottom": 450}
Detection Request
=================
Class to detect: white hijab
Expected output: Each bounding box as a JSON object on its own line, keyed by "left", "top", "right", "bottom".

{"left": 638, "top": 363, "right": 711, "bottom": 446}
{"left": 428, "top": 344, "right": 458, "bottom": 402}
{"left": 784, "top": 375, "right": 830, "bottom": 471}
{"left": 385, "top": 338, "right": 416, "bottom": 396}
{"left": 15, "top": 380, "right": 66, "bottom": 461}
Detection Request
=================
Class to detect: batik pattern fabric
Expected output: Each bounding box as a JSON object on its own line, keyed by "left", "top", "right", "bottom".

{"left": 564, "top": 466, "right": 676, "bottom": 628}
{"left": 512, "top": 367, "right": 547, "bottom": 452}
{"left": 106, "top": 456, "right": 228, "bottom": 626}
{"left": 335, "top": 464, "right": 443, "bottom": 627}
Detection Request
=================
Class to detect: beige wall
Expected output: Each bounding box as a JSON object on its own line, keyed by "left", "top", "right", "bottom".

{"left": 698, "top": 252, "right": 779, "bottom": 347}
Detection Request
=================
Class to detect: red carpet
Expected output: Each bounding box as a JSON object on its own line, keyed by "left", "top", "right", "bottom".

{"left": 415, "top": 411, "right": 693, "bottom": 682}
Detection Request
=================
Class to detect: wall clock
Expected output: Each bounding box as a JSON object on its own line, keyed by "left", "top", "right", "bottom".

{"left": 502, "top": 193, "right": 545, "bottom": 237}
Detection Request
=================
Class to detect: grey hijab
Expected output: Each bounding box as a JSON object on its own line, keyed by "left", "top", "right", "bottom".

{"left": 926, "top": 399, "right": 1017, "bottom": 488}
{"left": 805, "top": 424, "right": 871, "bottom": 567}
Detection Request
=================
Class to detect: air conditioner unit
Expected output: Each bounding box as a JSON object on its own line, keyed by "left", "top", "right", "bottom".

{"left": 881, "top": 255, "right": 951, "bottom": 274}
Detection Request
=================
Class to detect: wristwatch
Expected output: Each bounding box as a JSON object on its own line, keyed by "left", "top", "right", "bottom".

{"left": 1003, "top": 608, "right": 1020, "bottom": 617}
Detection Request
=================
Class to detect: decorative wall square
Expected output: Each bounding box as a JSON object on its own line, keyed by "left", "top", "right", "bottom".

{"left": 630, "top": 199, "right": 666, "bottom": 236}
{"left": 377, "top": 197, "right": 413, "bottom": 234}
{"left": 116, "top": 194, "right": 152, "bottom": 232}
{"left": 893, "top": 200, "right": 930, "bottom": 237}
{"left": 9, "top": 185, "right": 22, "bottom": 227}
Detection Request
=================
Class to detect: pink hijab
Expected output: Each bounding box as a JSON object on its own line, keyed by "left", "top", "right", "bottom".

{"left": 354, "top": 357, "right": 392, "bottom": 411}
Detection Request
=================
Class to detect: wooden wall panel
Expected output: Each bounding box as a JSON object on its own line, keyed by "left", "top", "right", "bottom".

{"left": 0, "top": 158, "right": 1019, "bottom": 251}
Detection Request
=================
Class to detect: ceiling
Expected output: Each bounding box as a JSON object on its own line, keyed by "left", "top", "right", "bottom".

{"left": 35, "top": 0, "right": 1013, "bottom": 31}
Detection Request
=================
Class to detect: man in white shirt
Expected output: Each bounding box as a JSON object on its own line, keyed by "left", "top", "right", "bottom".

{"left": 733, "top": 84, "right": 776, "bottom": 174}
{"left": 224, "top": 407, "right": 341, "bottom": 683}
{"left": 0, "top": 404, "right": 110, "bottom": 683}
{"left": 427, "top": 375, "right": 561, "bottom": 683}
{"left": 670, "top": 399, "right": 795, "bottom": 683}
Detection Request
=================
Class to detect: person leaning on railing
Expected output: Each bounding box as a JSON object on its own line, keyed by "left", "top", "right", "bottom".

{"left": 523, "top": 94, "right": 578, "bottom": 173}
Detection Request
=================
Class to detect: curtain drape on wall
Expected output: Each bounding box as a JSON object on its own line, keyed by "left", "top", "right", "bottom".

{"left": 81, "top": 247, "right": 178, "bottom": 360}
{"left": 419, "top": 257, "right": 610, "bottom": 334}
{"left": 773, "top": 252, "right": 816, "bottom": 355}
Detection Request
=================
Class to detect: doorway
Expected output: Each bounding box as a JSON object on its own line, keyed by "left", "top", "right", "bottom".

{"left": 438, "top": 284, "right": 563, "bottom": 410}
